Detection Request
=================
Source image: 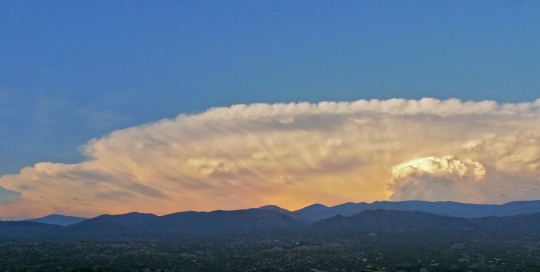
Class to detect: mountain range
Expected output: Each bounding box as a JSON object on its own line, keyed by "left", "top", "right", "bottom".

{"left": 3, "top": 200, "right": 540, "bottom": 241}
{"left": 18, "top": 199, "right": 540, "bottom": 226}
{"left": 24, "top": 214, "right": 87, "bottom": 226}
{"left": 272, "top": 199, "right": 540, "bottom": 223}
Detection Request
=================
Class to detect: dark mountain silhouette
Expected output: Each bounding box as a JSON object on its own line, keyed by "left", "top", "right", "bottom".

{"left": 63, "top": 212, "right": 159, "bottom": 239}
{"left": 152, "top": 209, "right": 298, "bottom": 234}
{"left": 310, "top": 209, "right": 474, "bottom": 231}
{"left": 259, "top": 205, "right": 292, "bottom": 215}
{"left": 62, "top": 209, "right": 298, "bottom": 239}
{"left": 331, "top": 200, "right": 540, "bottom": 218}
{"left": 470, "top": 212, "right": 540, "bottom": 236}
{"left": 262, "top": 200, "right": 540, "bottom": 222}
{"left": 258, "top": 203, "right": 338, "bottom": 224}
{"left": 331, "top": 200, "right": 495, "bottom": 217}
{"left": 0, "top": 220, "right": 63, "bottom": 240}
{"left": 289, "top": 203, "right": 339, "bottom": 223}
{"left": 5, "top": 201, "right": 540, "bottom": 241}
{"left": 24, "top": 214, "right": 87, "bottom": 226}
{"left": 492, "top": 200, "right": 540, "bottom": 216}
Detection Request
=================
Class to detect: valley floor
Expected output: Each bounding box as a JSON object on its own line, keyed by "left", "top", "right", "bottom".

{"left": 1, "top": 229, "right": 540, "bottom": 272}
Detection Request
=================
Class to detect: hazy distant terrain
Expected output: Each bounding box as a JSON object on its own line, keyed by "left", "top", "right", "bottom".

{"left": 287, "top": 200, "right": 540, "bottom": 223}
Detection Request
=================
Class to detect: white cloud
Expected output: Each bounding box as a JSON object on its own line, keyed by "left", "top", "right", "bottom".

{"left": 1, "top": 98, "right": 540, "bottom": 219}
{"left": 390, "top": 156, "right": 487, "bottom": 202}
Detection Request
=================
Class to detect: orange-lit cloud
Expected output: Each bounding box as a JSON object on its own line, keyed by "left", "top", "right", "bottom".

{"left": 1, "top": 98, "right": 540, "bottom": 219}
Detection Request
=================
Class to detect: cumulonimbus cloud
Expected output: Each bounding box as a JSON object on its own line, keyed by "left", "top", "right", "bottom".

{"left": 1, "top": 98, "right": 540, "bottom": 219}
{"left": 390, "top": 156, "right": 487, "bottom": 203}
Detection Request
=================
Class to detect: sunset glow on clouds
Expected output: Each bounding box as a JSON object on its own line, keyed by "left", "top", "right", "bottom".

{"left": 1, "top": 98, "right": 540, "bottom": 219}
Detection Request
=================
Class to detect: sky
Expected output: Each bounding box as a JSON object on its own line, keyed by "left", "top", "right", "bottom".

{"left": 1, "top": 1, "right": 540, "bottom": 219}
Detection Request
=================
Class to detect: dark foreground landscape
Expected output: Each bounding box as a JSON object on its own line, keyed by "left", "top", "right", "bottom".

{"left": 3, "top": 200, "right": 540, "bottom": 272}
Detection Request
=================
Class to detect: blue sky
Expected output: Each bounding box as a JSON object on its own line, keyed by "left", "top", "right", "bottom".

{"left": 1, "top": 1, "right": 540, "bottom": 177}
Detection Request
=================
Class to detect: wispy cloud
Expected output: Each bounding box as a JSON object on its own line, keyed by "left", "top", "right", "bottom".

{"left": 1, "top": 98, "right": 540, "bottom": 219}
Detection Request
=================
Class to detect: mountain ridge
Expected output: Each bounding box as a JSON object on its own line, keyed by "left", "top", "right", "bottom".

{"left": 24, "top": 214, "right": 88, "bottom": 226}
{"left": 5, "top": 208, "right": 540, "bottom": 242}
{"left": 262, "top": 199, "right": 540, "bottom": 223}
{"left": 15, "top": 199, "right": 540, "bottom": 228}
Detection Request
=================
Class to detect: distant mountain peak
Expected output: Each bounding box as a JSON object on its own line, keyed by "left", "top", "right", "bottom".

{"left": 259, "top": 205, "right": 291, "bottom": 213}
{"left": 24, "top": 214, "right": 87, "bottom": 226}
{"left": 299, "top": 203, "right": 330, "bottom": 210}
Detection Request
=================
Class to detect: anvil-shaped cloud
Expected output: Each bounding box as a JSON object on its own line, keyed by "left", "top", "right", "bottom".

{"left": 1, "top": 98, "right": 540, "bottom": 219}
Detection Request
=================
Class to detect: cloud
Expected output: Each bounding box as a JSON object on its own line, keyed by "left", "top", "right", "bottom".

{"left": 390, "top": 156, "right": 487, "bottom": 202}
{"left": 0, "top": 186, "right": 22, "bottom": 204}
{"left": 1, "top": 98, "right": 540, "bottom": 219}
